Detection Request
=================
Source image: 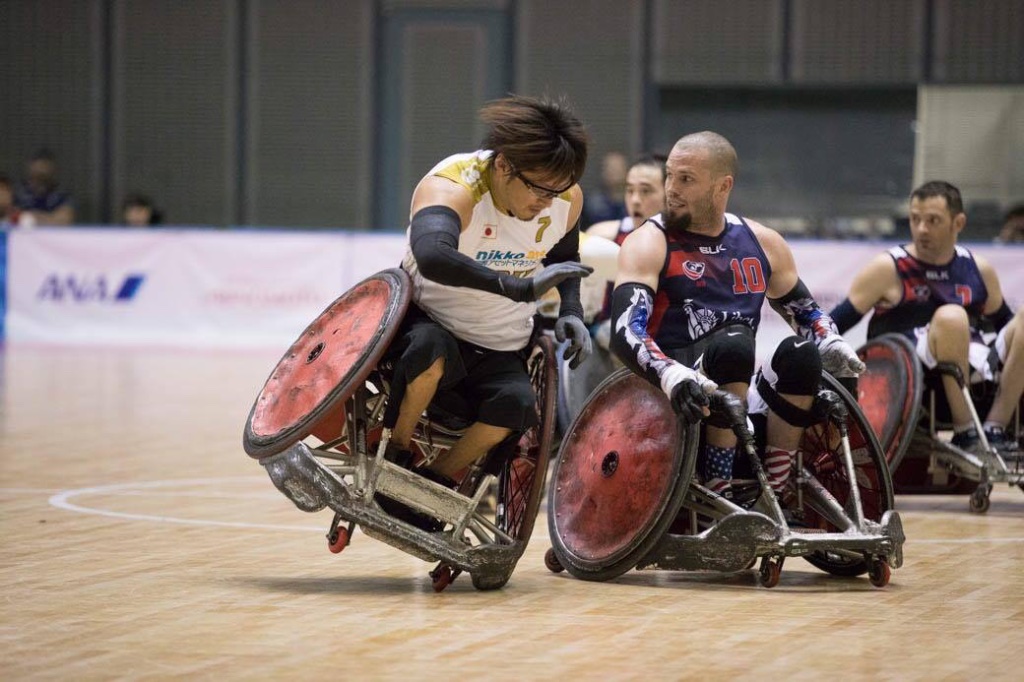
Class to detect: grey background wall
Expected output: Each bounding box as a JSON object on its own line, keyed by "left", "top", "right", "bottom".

{"left": 1, "top": 0, "right": 1022, "bottom": 231}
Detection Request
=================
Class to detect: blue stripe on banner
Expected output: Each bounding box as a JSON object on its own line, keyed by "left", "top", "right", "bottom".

{"left": 0, "top": 230, "right": 7, "bottom": 340}
{"left": 115, "top": 274, "right": 146, "bottom": 301}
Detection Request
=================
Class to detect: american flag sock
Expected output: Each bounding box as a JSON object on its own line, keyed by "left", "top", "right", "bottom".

{"left": 703, "top": 444, "right": 735, "bottom": 495}
{"left": 764, "top": 447, "right": 795, "bottom": 493}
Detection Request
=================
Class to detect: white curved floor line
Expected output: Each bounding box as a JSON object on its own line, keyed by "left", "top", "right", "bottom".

{"left": 48, "top": 477, "right": 324, "bottom": 532}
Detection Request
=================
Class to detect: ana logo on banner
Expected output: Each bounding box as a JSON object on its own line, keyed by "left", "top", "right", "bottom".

{"left": 36, "top": 273, "right": 146, "bottom": 303}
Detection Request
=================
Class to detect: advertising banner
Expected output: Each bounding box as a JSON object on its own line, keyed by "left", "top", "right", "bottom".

{"left": 4, "top": 229, "right": 1021, "bottom": 357}
{"left": 6, "top": 229, "right": 350, "bottom": 347}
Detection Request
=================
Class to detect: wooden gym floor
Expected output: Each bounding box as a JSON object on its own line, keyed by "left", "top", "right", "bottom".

{"left": 1, "top": 343, "right": 1022, "bottom": 680}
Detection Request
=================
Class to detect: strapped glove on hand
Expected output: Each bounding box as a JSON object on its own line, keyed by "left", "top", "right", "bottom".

{"left": 817, "top": 334, "right": 865, "bottom": 378}
{"left": 661, "top": 363, "right": 718, "bottom": 425}
{"left": 555, "top": 315, "right": 592, "bottom": 369}
{"left": 529, "top": 262, "right": 593, "bottom": 299}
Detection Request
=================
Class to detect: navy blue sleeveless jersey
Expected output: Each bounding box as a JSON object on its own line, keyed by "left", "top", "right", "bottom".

{"left": 867, "top": 244, "right": 988, "bottom": 339}
{"left": 647, "top": 212, "right": 772, "bottom": 350}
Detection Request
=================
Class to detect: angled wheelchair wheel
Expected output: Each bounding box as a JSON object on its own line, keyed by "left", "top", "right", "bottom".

{"left": 856, "top": 333, "right": 923, "bottom": 472}
{"left": 242, "top": 268, "right": 411, "bottom": 459}
{"left": 802, "top": 373, "right": 896, "bottom": 577}
{"left": 547, "top": 368, "right": 700, "bottom": 582}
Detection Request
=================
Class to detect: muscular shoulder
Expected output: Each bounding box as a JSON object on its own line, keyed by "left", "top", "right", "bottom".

{"left": 973, "top": 252, "right": 1005, "bottom": 311}
{"left": 410, "top": 174, "right": 476, "bottom": 228}
{"left": 846, "top": 251, "right": 900, "bottom": 311}
{"left": 615, "top": 222, "right": 666, "bottom": 290}
{"left": 746, "top": 219, "right": 789, "bottom": 260}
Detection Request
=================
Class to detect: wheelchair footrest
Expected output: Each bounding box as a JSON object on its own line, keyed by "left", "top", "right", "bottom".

{"left": 783, "top": 509, "right": 904, "bottom": 569}
{"left": 373, "top": 459, "right": 476, "bottom": 527}
{"left": 638, "top": 511, "right": 780, "bottom": 573}
{"left": 260, "top": 442, "right": 522, "bottom": 577}
{"left": 637, "top": 509, "right": 905, "bottom": 573}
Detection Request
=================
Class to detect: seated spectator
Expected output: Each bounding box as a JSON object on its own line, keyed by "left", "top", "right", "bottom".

{"left": 0, "top": 175, "right": 30, "bottom": 229}
{"left": 15, "top": 148, "right": 74, "bottom": 225}
{"left": 580, "top": 151, "right": 628, "bottom": 228}
{"left": 122, "top": 193, "right": 162, "bottom": 227}
{"left": 995, "top": 204, "right": 1024, "bottom": 244}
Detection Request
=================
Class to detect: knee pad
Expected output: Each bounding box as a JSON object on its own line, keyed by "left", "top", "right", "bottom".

{"left": 756, "top": 336, "right": 822, "bottom": 428}
{"left": 764, "top": 336, "right": 822, "bottom": 395}
{"left": 700, "top": 326, "right": 755, "bottom": 386}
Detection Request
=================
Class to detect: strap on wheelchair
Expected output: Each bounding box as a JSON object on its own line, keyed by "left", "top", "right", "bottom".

{"left": 756, "top": 372, "right": 821, "bottom": 428}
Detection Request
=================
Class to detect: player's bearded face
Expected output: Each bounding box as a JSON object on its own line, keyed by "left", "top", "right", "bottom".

{"left": 663, "top": 185, "right": 715, "bottom": 235}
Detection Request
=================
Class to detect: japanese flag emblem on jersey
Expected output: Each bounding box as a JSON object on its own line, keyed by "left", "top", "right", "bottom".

{"left": 483, "top": 224, "right": 498, "bottom": 239}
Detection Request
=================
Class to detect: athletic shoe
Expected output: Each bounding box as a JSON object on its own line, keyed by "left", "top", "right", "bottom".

{"left": 984, "top": 426, "right": 1022, "bottom": 458}
{"left": 950, "top": 427, "right": 981, "bottom": 452}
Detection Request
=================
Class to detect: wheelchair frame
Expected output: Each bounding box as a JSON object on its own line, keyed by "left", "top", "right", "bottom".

{"left": 244, "top": 269, "right": 555, "bottom": 591}
{"left": 546, "top": 369, "right": 904, "bottom": 588}
{"left": 858, "top": 333, "right": 1024, "bottom": 513}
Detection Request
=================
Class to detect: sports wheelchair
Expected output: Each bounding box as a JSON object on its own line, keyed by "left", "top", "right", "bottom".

{"left": 544, "top": 369, "right": 904, "bottom": 588}
{"left": 243, "top": 268, "right": 556, "bottom": 591}
{"left": 857, "top": 333, "right": 1024, "bottom": 513}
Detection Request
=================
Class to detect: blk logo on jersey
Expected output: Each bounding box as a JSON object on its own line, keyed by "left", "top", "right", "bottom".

{"left": 682, "top": 261, "right": 705, "bottom": 280}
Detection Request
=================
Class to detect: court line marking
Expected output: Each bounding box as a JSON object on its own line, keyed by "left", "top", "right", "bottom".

{"left": 47, "top": 477, "right": 324, "bottom": 532}
{"left": 41, "top": 478, "right": 1024, "bottom": 544}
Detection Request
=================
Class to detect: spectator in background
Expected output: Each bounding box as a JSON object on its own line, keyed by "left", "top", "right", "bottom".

{"left": 15, "top": 148, "right": 74, "bottom": 225}
{"left": 580, "top": 150, "right": 628, "bottom": 228}
{"left": 995, "top": 204, "right": 1024, "bottom": 244}
{"left": 0, "top": 175, "right": 30, "bottom": 229}
{"left": 122, "top": 193, "right": 162, "bottom": 227}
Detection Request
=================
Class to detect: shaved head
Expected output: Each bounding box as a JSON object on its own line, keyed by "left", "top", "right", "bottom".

{"left": 671, "top": 131, "right": 737, "bottom": 179}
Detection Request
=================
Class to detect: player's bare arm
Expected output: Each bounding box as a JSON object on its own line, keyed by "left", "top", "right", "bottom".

{"left": 975, "top": 254, "right": 1006, "bottom": 315}
{"left": 614, "top": 222, "right": 666, "bottom": 292}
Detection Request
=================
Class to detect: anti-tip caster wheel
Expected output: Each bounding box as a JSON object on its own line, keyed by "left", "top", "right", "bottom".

{"left": 969, "top": 486, "right": 991, "bottom": 514}
{"left": 868, "top": 558, "right": 891, "bottom": 588}
{"left": 430, "top": 564, "right": 456, "bottom": 593}
{"left": 327, "top": 526, "right": 350, "bottom": 554}
{"left": 544, "top": 547, "right": 565, "bottom": 573}
{"left": 758, "top": 556, "right": 783, "bottom": 588}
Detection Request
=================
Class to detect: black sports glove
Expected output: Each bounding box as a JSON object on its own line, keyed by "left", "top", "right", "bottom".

{"left": 500, "top": 262, "right": 594, "bottom": 302}
{"left": 670, "top": 379, "right": 711, "bottom": 425}
{"left": 555, "top": 315, "right": 592, "bottom": 369}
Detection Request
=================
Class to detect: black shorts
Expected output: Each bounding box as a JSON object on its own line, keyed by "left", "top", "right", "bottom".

{"left": 382, "top": 303, "right": 538, "bottom": 431}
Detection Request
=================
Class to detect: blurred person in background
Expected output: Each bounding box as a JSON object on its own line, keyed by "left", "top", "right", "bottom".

{"left": 584, "top": 152, "right": 667, "bottom": 344}
{"left": 0, "top": 174, "right": 29, "bottom": 229}
{"left": 15, "top": 148, "right": 74, "bottom": 226}
{"left": 122, "top": 193, "right": 162, "bottom": 227}
{"left": 831, "top": 181, "right": 1023, "bottom": 455}
{"left": 580, "top": 150, "right": 627, "bottom": 228}
{"left": 995, "top": 204, "right": 1024, "bottom": 244}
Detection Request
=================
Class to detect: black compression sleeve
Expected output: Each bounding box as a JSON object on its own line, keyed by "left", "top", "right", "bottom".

{"left": 545, "top": 221, "right": 584, "bottom": 319}
{"left": 542, "top": 220, "right": 582, "bottom": 266}
{"left": 830, "top": 298, "right": 865, "bottom": 335}
{"left": 409, "top": 205, "right": 532, "bottom": 301}
{"left": 983, "top": 301, "right": 1014, "bottom": 332}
